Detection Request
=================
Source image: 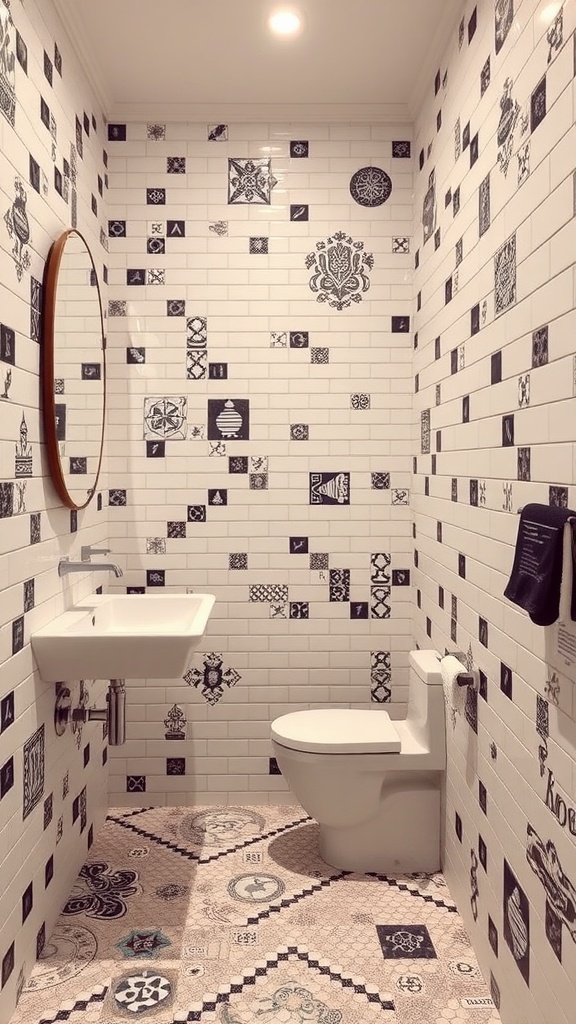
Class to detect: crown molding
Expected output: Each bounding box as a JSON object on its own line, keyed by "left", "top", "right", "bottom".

{"left": 407, "top": 0, "right": 462, "bottom": 121}
{"left": 53, "top": 0, "right": 113, "bottom": 116}
{"left": 106, "top": 101, "right": 412, "bottom": 125}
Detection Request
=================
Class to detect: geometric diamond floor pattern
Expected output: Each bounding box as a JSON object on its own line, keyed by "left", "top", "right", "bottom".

{"left": 11, "top": 806, "right": 501, "bottom": 1024}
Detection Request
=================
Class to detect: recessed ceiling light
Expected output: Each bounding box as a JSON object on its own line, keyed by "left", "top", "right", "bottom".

{"left": 540, "top": 2, "right": 561, "bottom": 24}
{"left": 268, "top": 8, "right": 303, "bottom": 37}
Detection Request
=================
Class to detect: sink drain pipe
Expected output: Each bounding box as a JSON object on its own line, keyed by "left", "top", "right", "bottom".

{"left": 55, "top": 679, "right": 127, "bottom": 745}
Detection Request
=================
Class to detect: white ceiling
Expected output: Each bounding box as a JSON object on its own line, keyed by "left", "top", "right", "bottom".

{"left": 54, "top": 0, "right": 462, "bottom": 121}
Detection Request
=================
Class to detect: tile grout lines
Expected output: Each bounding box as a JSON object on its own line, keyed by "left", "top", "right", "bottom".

{"left": 366, "top": 873, "right": 458, "bottom": 912}
{"left": 173, "top": 946, "right": 396, "bottom": 1021}
{"left": 105, "top": 813, "right": 313, "bottom": 863}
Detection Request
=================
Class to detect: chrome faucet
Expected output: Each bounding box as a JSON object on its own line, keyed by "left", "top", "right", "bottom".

{"left": 58, "top": 545, "right": 123, "bottom": 578}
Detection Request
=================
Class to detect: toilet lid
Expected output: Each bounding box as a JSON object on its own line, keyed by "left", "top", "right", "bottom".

{"left": 271, "top": 709, "right": 401, "bottom": 753}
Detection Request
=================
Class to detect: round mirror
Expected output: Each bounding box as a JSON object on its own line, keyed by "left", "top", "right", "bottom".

{"left": 41, "top": 229, "right": 106, "bottom": 510}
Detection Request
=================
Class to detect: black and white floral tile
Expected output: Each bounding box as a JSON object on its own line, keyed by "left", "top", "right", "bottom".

{"left": 11, "top": 806, "right": 500, "bottom": 1024}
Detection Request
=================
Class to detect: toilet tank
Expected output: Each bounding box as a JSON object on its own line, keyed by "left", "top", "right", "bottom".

{"left": 406, "top": 649, "right": 446, "bottom": 754}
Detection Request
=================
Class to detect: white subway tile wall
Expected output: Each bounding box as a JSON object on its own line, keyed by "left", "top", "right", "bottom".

{"left": 413, "top": 1, "right": 576, "bottom": 1023}
{"left": 0, "top": 1, "right": 110, "bottom": 1021}
{"left": 105, "top": 122, "right": 415, "bottom": 804}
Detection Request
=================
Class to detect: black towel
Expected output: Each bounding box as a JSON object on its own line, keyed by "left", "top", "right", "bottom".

{"left": 504, "top": 503, "right": 576, "bottom": 626}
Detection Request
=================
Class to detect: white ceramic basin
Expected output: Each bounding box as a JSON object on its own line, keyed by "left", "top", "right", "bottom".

{"left": 31, "top": 593, "right": 215, "bottom": 681}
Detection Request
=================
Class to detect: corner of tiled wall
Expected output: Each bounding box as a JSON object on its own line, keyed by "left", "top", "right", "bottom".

{"left": 413, "top": 1, "right": 576, "bottom": 1022}
{"left": 0, "top": 1, "right": 111, "bottom": 1020}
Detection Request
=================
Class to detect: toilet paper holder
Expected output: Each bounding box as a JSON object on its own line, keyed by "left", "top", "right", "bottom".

{"left": 450, "top": 651, "right": 476, "bottom": 687}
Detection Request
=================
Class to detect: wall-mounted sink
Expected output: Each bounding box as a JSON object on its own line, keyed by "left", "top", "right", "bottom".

{"left": 31, "top": 593, "right": 215, "bottom": 681}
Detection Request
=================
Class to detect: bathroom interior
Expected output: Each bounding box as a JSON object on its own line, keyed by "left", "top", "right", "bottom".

{"left": 1, "top": 0, "right": 575, "bottom": 1021}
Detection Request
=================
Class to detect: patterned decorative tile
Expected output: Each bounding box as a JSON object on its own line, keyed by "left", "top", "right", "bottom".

{"left": 309, "top": 472, "right": 350, "bottom": 505}
{"left": 392, "top": 237, "right": 410, "bottom": 253}
{"left": 144, "top": 396, "right": 188, "bottom": 440}
{"left": 350, "top": 166, "right": 392, "bottom": 207}
{"left": 495, "top": 0, "right": 514, "bottom": 54}
{"left": 23, "top": 725, "right": 45, "bottom": 820}
{"left": 249, "top": 236, "right": 268, "bottom": 254}
{"left": 494, "top": 234, "right": 516, "bottom": 316}
{"left": 306, "top": 232, "right": 373, "bottom": 310}
{"left": 228, "top": 158, "right": 277, "bottom": 204}
{"left": 531, "top": 75, "right": 547, "bottom": 133}
{"left": 479, "top": 173, "right": 490, "bottom": 236}
{"left": 376, "top": 924, "right": 437, "bottom": 959}
{"left": 184, "top": 653, "right": 241, "bottom": 705}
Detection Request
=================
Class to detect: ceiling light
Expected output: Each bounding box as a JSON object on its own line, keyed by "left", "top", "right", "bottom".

{"left": 540, "top": 2, "right": 561, "bottom": 24}
{"left": 268, "top": 9, "right": 303, "bottom": 37}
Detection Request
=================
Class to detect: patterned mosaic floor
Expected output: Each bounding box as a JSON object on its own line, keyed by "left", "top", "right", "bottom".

{"left": 12, "top": 806, "right": 501, "bottom": 1024}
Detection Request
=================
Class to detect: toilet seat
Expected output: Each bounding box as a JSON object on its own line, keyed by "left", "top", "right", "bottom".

{"left": 271, "top": 708, "right": 401, "bottom": 753}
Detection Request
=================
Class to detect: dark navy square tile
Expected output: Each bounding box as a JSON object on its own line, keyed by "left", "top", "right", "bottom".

{"left": 146, "top": 569, "right": 165, "bottom": 587}
{"left": 500, "top": 662, "right": 513, "bottom": 699}
{"left": 146, "top": 187, "right": 166, "bottom": 205}
{"left": 29, "top": 155, "right": 40, "bottom": 193}
{"left": 290, "top": 537, "right": 309, "bottom": 554}
{"left": 108, "top": 124, "right": 127, "bottom": 141}
{"left": 36, "top": 921, "right": 46, "bottom": 960}
{"left": 16, "top": 31, "right": 28, "bottom": 73}
{"left": 43, "top": 51, "right": 53, "bottom": 84}
{"left": 491, "top": 350, "right": 502, "bottom": 384}
{"left": 44, "top": 854, "right": 54, "bottom": 888}
{"left": 310, "top": 472, "right": 349, "bottom": 505}
{"left": 488, "top": 915, "right": 499, "bottom": 956}
{"left": 391, "top": 315, "right": 410, "bottom": 333}
{"left": 187, "top": 505, "right": 207, "bottom": 523}
{"left": 229, "top": 456, "right": 248, "bottom": 474}
{"left": 146, "top": 440, "right": 165, "bottom": 458}
{"left": 376, "top": 924, "right": 437, "bottom": 958}
{"left": 208, "top": 489, "right": 227, "bottom": 506}
{"left": 12, "top": 616, "right": 24, "bottom": 655}
{"left": 208, "top": 399, "right": 249, "bottom": 441}
{"left": 531, "top": 75, "right": 547, "bottom": 132}
{"left": 502, "top": 414, "right": 514, "bottom": 446}
{"left": 209, "top": 362, "right": 228, "bottom": 380}
{"left": 0, "top": 692, "right": 14, "bottom": 735}
{"left": 126, "top": 775, "right": 146, "bottom": 792}
{"left": 0, "top": 757, "right": 14, "bottom": 800}
{"left": 167, "top": 220, "right": 185, "bottom": 237}
{"left": 22, "top": 881, "right": 33, "bottom": 922}
{"left": 290, "top": 204, "right": 309, "bottom": 221}
{"left": 1, "top": 942, "right": 14, "bottom": 989}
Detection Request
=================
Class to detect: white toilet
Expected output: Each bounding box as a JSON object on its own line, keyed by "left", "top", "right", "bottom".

{"left": 270, "top": 649, "right": 446, "bottom": 874}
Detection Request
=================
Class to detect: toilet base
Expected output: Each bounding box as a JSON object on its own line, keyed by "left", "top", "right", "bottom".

{"left": 317, "top": 775, "right": 441, "bottom": 874}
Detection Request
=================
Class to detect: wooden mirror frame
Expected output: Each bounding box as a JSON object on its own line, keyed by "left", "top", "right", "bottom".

{"left": 41, "top": 229, "right": 107, "bottom": 511}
